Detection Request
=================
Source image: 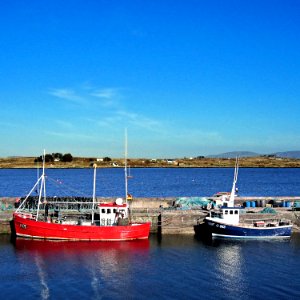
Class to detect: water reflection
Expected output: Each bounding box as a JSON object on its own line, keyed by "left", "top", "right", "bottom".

{"left": 193, "top": 232, "right": 299, "bottom": 300}
{"left": 35, "top": 254, "right": 50, "bottom": 300}
{"left": 14, "top": 238, "right": 150, "bottom": 299}
{"left": 214, "top": 242, "right": 247, "bottom": 298}
{"left": 4, "top": 234, "right": 300, "bottom": 299}
{"left": 14, "top": 238, "right": 150, "bottom": 255}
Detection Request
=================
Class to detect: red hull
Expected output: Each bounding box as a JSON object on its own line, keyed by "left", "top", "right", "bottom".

{"left": 13, "top": 213, "right": 150, "bottom": 241}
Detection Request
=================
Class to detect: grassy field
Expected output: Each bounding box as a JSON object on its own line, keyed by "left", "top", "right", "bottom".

{"left": 0, "top": 156, "right": 300, "bottom": 168}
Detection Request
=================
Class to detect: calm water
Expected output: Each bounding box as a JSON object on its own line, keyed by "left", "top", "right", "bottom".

{"left": 0, "top": 234, "right": 300, "bottom": 300}
{"left": 1, "top": 168, "right": 300, "bottom": 299}
{"left": 1, "top": 167, "right": 300, "bottom": 197}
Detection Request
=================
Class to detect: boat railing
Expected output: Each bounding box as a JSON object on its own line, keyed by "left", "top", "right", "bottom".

{"left": 244, "top": 218, "right": 288, "bottom": 222}
{"left": 243, "top": 218, "right": 291, "bottom": 227}
{"left": 18, "top": 201, "right": 102, "bottom": 212}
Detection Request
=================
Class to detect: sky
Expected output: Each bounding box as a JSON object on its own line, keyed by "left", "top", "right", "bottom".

{"left": 0, "top": 0, "right": 300, "bottom": 158}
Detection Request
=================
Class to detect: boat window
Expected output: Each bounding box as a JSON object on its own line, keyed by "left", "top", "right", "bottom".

{"left": 107, "top": 219, "right": 111, "bottom": 225}
{"left": 107, "top": 209, "right": 111, "bottom": 214}
{"left": 113, "top": 209, "right": 117, "bottom": 213}
{"left": 101, "top": 209, "right": 106, "bottom": 214}
{"left": 213, "top": 212, "right": 221, "bottom": 218}
{"left": 235, "top": 210, "right": 238, "bottom": 214}
{"left": 224, "top": 210, "right": 228, "bottom": 215}
{"left": 230, "top": 210, "right": 233, "bottom": 215}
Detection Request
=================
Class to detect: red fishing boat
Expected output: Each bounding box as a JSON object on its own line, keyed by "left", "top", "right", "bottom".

{"left": 14, "top": 146, "right": 150, "bottom": 241}
{"left": 13, "top": 202, "right": 150, "bottom": 241}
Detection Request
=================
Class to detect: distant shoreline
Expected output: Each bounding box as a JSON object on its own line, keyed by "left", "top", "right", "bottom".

{"left": 0, "top": 156, "right": 300, "bottom": 168}
{"left": 1, "top": 166, "right": 300, "bottom": 169}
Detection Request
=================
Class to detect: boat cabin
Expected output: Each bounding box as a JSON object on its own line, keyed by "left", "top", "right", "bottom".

{"left": 98, "top": 198, "right": 129, "bottom": 226}
{"left": 209, "top": 207, "right": 242, "bottom": 225}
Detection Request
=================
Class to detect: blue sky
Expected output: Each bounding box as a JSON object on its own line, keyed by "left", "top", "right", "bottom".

{"left": 1, "top": 1, "right": 299, "bottom": 158}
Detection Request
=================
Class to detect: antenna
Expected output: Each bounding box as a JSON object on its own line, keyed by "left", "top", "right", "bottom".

{"left": 229, "top": 157, "right": 239, "bottom": 205}
{"left": 36, "top": 149, "right": 46, "bottom": 221}
{"left": 124, "top": 128, "right": 128, "bottom": 204}
{"left": 92, "top": 163, "right": 97, "bottom": 224}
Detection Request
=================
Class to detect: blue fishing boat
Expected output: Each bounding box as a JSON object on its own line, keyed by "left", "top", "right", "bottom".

{"left": 204, "top": 158, "right": 293, "bottom": 239}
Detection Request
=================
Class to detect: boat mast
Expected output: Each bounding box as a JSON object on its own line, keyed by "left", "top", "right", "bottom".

{"left": 124, "top": 128, "right": 128, "bottom": 204}
{"left": 92, "top": 163, "right": 97, "bottom": 224}
{"left": 36, "top": 149, "right": 46, "bottom": 221}
{"left": 36, "top": 160, "right": 39, "bottom": 196}
{"left": 229, "top": 157, "right": 239, "bottom": 206}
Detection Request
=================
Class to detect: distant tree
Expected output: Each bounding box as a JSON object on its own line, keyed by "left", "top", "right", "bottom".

{"left": 103, "top": 157, "right": 112, "bottom": 162}
{"left": 62, "top": 153, "right": 73, "bottom": 162}
{"left": 52, "top": 153, "right": 63, "bottom": 160}
{"left": 34, "top": 154, "right": 53, "bottom": 163}
{"left": 34, "top": 157, "right": 42, "bottom": 163}
{"left": 45, "top": 154, "right": 54, "bottom": 162}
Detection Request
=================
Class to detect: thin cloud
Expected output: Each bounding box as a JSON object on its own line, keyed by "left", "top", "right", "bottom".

{"left": 48, "top": 85, "right": 166, "bottom": 133}
{"left": 96, "top": 116, "right": 123, "bottom": 127}
{"left": 116, "top": 110, "right": 164, "bottom": 132}
{"left": 91, "top": 88, "right": 117, "bottom": 99}
{"left": 48, "top": 88, "right": 86, "bottom": 105}
{"left": 85, "top": 109, "right": 164, "bottom": 133}
{"left": 90, "top": 88, "right": 120, "bottom": 107}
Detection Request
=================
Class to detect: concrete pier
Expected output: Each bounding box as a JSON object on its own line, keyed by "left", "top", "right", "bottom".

{"left": 1, "top": 196, "right": 300, "bottom": 235}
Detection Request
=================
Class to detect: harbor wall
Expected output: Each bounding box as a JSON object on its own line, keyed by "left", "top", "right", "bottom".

{"left": 1, "top": 197, "right": 300, "bottom": 235}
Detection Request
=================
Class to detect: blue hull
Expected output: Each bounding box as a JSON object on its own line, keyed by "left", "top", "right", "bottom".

{"left": 205, "top": 219, "right": 292, "bottom": 239}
